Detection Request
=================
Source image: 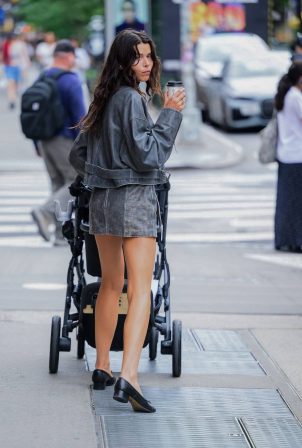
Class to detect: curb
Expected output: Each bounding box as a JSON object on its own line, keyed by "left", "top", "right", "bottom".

{"left": 166, "top": 124, "right": 243, "bottom": 170}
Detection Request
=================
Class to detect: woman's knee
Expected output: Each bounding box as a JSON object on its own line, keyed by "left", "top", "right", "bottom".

{"left": 101, "top": 276, "right": 124, "bottom": 296}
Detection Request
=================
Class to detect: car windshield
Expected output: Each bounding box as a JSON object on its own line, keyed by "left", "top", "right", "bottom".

{"left": 196, "top": 36, "right": 268, "bottom": 63}
{"left": 227, "top": 60, "right": 283, "bottom": 78}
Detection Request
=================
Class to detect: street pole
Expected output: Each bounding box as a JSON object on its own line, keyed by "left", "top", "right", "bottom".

{"left": 105, "top": 0, "right": 115, "bottom": 55}
{"left": 179, "top": 0, "right": 202, "bottom": 143}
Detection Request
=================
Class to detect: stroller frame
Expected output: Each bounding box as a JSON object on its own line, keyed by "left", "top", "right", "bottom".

{"left": 49, "top": 179, "right": 182, "bottom": 377}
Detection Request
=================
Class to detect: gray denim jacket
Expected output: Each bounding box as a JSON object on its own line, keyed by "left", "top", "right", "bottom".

{"left": 69, "top": 86, "right": 182, "bottom": 188}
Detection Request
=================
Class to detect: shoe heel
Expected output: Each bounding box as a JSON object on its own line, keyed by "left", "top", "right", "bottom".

{"left": 93, "top": 382, "right": 106, "bottom": 391}
{"left": 113, "top": 389, "right": 129, "bottom": 403}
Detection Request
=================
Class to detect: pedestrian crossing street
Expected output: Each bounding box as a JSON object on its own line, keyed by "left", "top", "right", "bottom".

{"left": 0, "top": 169, "right": 276, "bottom": 247}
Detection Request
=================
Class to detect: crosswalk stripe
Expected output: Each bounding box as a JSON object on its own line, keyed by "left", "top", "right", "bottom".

{"left": 230, "top": 218, "right": 273, "bottom": 228}
{"left": 0, "top": 207, "right": 32, "bottom": 213}
{"left": 0, "top": 214, "right": 31, "bottom": 222}
{"left": 0, "top": 191, "right": 48, "bottom": 197}
{"left": 169, "top": 209, "right": 273, "bottom": 219}
{"left": 167, "top": 232, "right": 273, "bottom": 243}
{"left": 168, "top": 195, "right": 274, "bottom": 202}
{"left": 0, "top": 198, "right": 44, "bottom": 205}
{"left": 0, "top": 224, "right": 36, "bottom": 233}
{"left": 169, "top": 202, "right": 273, "bottom": 211}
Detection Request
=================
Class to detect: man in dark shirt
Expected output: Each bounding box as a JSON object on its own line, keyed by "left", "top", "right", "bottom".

{"left": 31, "top": 40, "right": 86, "bottom": 245}
{"left": 115, "top": 0, "right": 145, "bottom": 35}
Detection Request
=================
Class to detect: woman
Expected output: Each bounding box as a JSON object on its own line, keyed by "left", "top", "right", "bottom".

{"left": 69, "top": 30, "right": 185, "bottom": 413}
{"left": 3, "top": 33, "right": 30, "bottom": 109}
{"left": 275, "top": 64, "right": 302, "bottom": 252}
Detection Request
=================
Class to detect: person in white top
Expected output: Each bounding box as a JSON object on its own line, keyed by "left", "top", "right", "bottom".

{"left": 3, "top": 33, "right": 31, "bottom": 109}
{"left": 35, "top": 32, "right": 56, "bottom": 69}
{"left": 274, "top": 63, "right": 302, "bottom": 252}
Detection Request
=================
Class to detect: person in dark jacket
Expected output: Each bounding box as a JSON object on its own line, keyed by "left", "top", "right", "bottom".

{"left": 115, "top": 0, "right": 145, "bottom": 35}
{"left": 31, "top": 40, "right": 86, "bottom": 245}
{"left": 70, "top": 30, "right": 185, "bottom": 412}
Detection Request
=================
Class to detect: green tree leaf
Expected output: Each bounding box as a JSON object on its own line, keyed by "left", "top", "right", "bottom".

{"left": 18, "top": 0, "right": 104, "bottom": 39}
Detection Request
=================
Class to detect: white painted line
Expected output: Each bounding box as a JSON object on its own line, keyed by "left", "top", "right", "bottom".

{"left": 0, "top": 207, "right": 32, "bottom": 213}
{"left": 246, "top": 253, "right": 302, "bottom": 269}
{"left": 0, "top": 191, "right": 48, "bottom": 197}
{"left": 172, "top": 187, "right": 241, "bottom": 193}
{"left": 230, "top": 218, "right": 273, "bottom": 228}
{"left": 169, "top": 202, "right": 274, "bottom": 211}
{"left": 0, "top": 198, "right": 44, "bottom": 205}
{"left": 0, "top": 236, "right": 51, "bottom": 247}
{"left": 0, "top": 214, "right": 31, "bottom": 222}
{"left": 170, "top": 195, "right": 274, "bottom": 203}
{"left": 22, "top": 282, "right": 66, "bottom": 291}
{"left": 168, "top": 209, "right": 273, "bottom": 219}
{"left": 172, "top": 176, "right": 275, "bottom": 185}
{"left": 167, "top": 232, "right": 273, "bottom": 243}
{"left": 0, "top": 224, "right": 36, "bottom": 233}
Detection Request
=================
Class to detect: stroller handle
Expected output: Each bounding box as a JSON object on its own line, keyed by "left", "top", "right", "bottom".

{"left": 54, "top": 199, "right": 74, "bottom": 222}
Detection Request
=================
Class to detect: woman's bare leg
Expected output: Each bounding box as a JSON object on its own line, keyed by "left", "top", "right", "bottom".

{"left": 7, "top": 79, "right": 17, "bottom": 105}
{"left": 121, "top": 237, "right": 156, "bottom": 394}
{"left": 94, "top": 235, "right": 124, "bottom": 375}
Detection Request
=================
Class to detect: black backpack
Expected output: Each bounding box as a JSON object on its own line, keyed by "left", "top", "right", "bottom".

{"left": 20, "top": 70, "right": 70, "bottom": 140}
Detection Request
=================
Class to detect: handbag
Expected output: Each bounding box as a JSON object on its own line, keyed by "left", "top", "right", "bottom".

{"left": 258, "top": 115, "right": 278, "bottom": 164}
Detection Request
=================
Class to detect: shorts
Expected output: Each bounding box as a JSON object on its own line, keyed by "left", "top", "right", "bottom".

{"left": 89, "top": 184, "right": 158, "bottom": 238}
{"left": 4, "top": 65, "right": 22, "bottom": 82}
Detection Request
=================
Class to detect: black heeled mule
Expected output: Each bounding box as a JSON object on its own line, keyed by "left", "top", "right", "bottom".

{"left": 92, "top": 369, "right": 116, "bottom": 390}
{"left": 113, "top": 377, "right": 156, "bottom": 413}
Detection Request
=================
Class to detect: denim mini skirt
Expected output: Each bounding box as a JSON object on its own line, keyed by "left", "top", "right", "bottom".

{"left": 89, "top": 184, "right": 158, "bottom": 237}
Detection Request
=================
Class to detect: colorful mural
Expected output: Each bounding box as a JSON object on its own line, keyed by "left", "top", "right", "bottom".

{"left": 190, "top": 1, "right": 246, "bottom": 42}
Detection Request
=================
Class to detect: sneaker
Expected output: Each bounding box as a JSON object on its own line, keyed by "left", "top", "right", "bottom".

{"left": 31, "top": 208, "right": 52, "bottom": 242}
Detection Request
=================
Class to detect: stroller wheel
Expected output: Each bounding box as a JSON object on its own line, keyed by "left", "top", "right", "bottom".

{"left": 149, "top": 326, "right": 159, "bottom": 360}
{"left": 77, "top": 325, "right": 85, "bottom": 359}
{"left": 49, "top": 316, "right": 61, "bottom": 374}
{"left": 172, "top": 320, "right": 182, "bottom": 378}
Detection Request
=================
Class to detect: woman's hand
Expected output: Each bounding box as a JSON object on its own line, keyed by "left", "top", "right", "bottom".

{"left": 164, "top": 88, "right": 186, "bottom": 112}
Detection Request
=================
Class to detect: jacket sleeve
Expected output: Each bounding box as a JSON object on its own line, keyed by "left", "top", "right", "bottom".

{"left": 69, "top": 131, "right": 88, "bottom": 177}
{"left": 121, "top": 93, "right": 182, "bottom": 171}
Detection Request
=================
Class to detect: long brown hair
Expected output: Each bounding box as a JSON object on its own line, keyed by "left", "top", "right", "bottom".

{"left": 80, "top": 30, "right": 161, "bottom": 132}
{"left": 275, "top": 63, "right": 302, "bottom": 111}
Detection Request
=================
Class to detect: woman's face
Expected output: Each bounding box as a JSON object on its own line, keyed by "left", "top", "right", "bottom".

{"left": 131, "top": 43, "right": 153, "bottom": 83}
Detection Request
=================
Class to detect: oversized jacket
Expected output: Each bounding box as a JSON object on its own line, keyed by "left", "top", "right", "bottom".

{"left": 69, "top": 86, "right": 182, "bottom": 188}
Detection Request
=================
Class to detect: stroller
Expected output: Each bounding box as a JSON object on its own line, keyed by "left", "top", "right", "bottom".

{"left": 48, "top": 178, "right": 182, "bottom": 377}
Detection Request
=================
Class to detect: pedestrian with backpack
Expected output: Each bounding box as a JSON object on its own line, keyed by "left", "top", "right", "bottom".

{"left": 21, "top": 40, "right": 86, "bottom": 245}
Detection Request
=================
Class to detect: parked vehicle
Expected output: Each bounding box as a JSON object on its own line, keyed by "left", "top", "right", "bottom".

{"left": 194, "top": 33, "right": 270, "bottom": 122}
{"left": 199, "top": 56, "right": 288, "bottom": 130}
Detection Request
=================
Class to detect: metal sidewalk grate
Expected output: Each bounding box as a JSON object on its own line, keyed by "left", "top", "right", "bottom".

{"left": 242, "top": 418, "right": 302, "bottom": 447}
{"left": 85, "top": 327, "right": 264, "bottom": 376}
{"left": 100, "top": 415, "right": 249, "bottom": 448}
{"left": 92, "top": 387, "right": 293, "bottom": 419}
{"left": 192, "top": 329, "right": 249, "bottom": 352}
